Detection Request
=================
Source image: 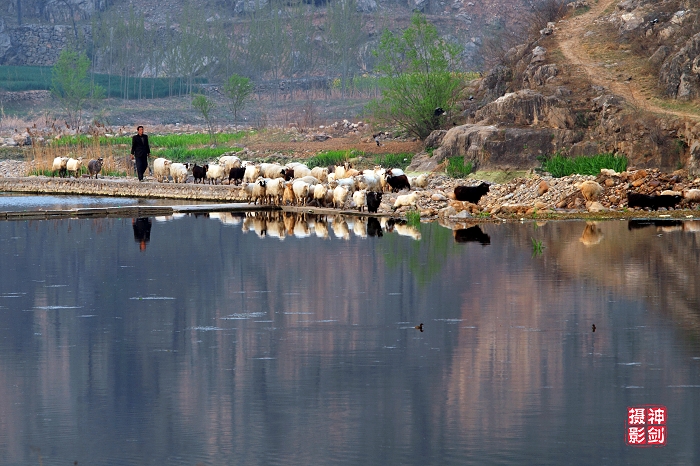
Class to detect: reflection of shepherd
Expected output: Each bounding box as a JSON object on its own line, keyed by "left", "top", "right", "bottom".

{"left": 132, "top": 217, "right": 152, "bottom": 251}
{"left": 130, "top": 125, "right": 150, "bottom": 181}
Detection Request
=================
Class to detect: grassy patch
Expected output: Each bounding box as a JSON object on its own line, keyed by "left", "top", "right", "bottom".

{"left": 374, "top": 153, "right": 413, "bottom": 169}
{"left": 406, "top": 209, "right": 421, "bottom": 227}
{"left": 540, "top": 152, "right": 627, "bottom": 177}
{"left": 306, "top": 150, "right": 357, "bottom": 168}
{"left": 446, "top": 156, "right": 473, "bottom": 178}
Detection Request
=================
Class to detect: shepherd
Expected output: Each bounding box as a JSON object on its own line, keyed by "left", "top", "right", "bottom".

{"left": 131, "top": 125, "right": 151, "bottom": 181}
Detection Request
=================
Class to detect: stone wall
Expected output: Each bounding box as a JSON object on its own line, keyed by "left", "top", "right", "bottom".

{"left": 0, "top": 23, "right": 91, "bottom": 66}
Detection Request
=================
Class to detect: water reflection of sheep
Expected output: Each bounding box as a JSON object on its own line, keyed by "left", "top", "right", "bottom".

{"left": 579, "top": 222, "right": 604, "bottom": 246}
{"left": 216, "top": 212, "right": 422, "bottom": 241}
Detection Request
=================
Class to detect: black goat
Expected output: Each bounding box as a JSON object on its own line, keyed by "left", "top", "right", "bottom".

{"left": 228, "top": 166, "right": 246, "bottom": 185}
{"left": 192, "top": 164, "right": 208, "bottom": 184}
{"left": 366, "top": 192, "right": 383, "bottom": 213}
{"left": 387, "top": 174, "right": 410, "bottom": 192}
{"left": 627, "top": 192, "right": 682, "bottom": 211}
{"left": 454, "top": 183, "right": 490, "bottom": 204}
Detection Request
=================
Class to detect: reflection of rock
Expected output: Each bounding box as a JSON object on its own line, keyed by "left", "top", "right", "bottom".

{"left": 579, "top": 222, "right": 603, "bottom": 246}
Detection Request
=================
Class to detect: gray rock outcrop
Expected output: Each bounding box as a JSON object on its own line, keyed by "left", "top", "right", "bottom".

{"left": 659, "top": 32, "right": 700, "bottom": 100}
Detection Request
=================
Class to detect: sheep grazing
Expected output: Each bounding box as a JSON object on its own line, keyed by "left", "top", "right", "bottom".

{"left": 87, "top": 158, "right": 104, "bottom": 179}
{"left": 454, "top": 182, "right": 490, "bottom": 204}
{"left": 353, "top": 189, "right": 367, "bottom": 211}
{"left": 170, "top": 163, "right": 189, "bottom": 183}
{"left": 366, "top": 192, "right": 383, "bottom": 213}
{"left": 52, "top": 156, "right": 69, "bottom": 177}
{"left": 392, "top": 192, "right": 419, "bottom": 210}
{"left": 333, "top": 185, "right": 350, "bottom": 209}
{"left": 292, "top": 180, "right": 310, "bottom": 206}
{"left": 192, "top": 164, "right": 208, "bottom": 184}
{"left": 579, "top": 180, "right": 603, "bottom": 201}
{"left": 206, "top": 164, "right": 225, "bottom": 184}
{"left": 66, "top": 157, "right": 83, "bottom": 178}
{"left": 152, "top": 158, "right": 172, "bottom": 182}
{"left": 387, "top": 174, "right": 410, "bottom": 192}
{"left": 228, "top": 166, "right": 246, "bottom": 185}
{"left": 627, "top": 192, "right": 683, "bottom": 211}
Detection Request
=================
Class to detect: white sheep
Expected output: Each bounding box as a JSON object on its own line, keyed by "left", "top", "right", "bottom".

{"left": 355, "top": 173, "right": 381, "bottom": 192}
{"left": 297, "top": 175, "right": 320, "bottom": 186}
{"left": 353, "top": 219, "right": 367, "bottom": 238}
{"left": 310, "top": 167, "right": 328, "bottom": 182}
{"left": 332, "top": 215, "right": 350, "bottom": 240}
{"left": 264, "top": 177, "right": 285, "bottom": 205}
{"left": 353, "top": 189, "right": 367, "bottom": 211}
{"left": 293, "top": 164, "right": 311, "bottom": 178}
{"left": 170, "top": 163, "right": 189, "bottom": 183}
{"left": 66, "top": 157, "right": 83, "bottom": 178}
{"left": 243, "top": 182, "right": 255, "bottom": 202}
{"left": 411, "top": 173, "right": 429, "bottom": 188}
{"left": 386, "top": 168, "right": 405, "bottom": 177}
{"left": 336, "top": 177, "right": 356, "bottom": 192}
{"left": 52, "top": 157, "right": 69, "bottom": 177}
{"left": 219, "top": 155, "right": 241, "bottom": 174}
{"left": 152, "top": 158, "right": 172, "bottom": 182}
{"left": 292, "top": 180, "right": 310, "bottom": 206}
{"left": 261, "top": 162, "right": 286, "bottom": 179}
{"left": 314, "top": 217, "right": 330, "bottom": 239}
{"left": 251, "top": 178, "right": 267, "bottom": 204}
{"left": 206, "top": 164, "right": 225, "bottom": 184}
{"left": 333, "top": 185, "right": 350, "bottom": 209}
{"left": 395, "top": 224, "right": 422, "bottom": 241}
{"left": 243, "top": 164, "right": 261, "bottom": 183}
{"left": 313, "top": 184, "right": 328, "bottom": 206}
{"left": 392, "top": 192, "right": 419, "bottom": 210}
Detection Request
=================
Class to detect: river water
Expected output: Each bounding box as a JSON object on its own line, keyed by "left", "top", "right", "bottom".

{"left": 0, "top": 213, "right": 698, "bottom": 465}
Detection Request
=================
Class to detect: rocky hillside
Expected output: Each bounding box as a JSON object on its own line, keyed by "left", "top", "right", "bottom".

{"left": 411, "top": 0, "right": 700, "bottom": 174}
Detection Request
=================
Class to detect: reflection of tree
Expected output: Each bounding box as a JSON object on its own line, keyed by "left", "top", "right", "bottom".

{"left": 132, "top": 217, "right": 152, "bottom": 251}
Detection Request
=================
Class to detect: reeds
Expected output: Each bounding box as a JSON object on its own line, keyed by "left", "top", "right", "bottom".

{"left": 446, "top": 156, "right": 473, "bottom": 178}
{"left": 29, "top": 136, "right": 130, "bottom": 177}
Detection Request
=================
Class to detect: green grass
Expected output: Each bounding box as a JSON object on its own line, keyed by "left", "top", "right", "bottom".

{"left": 306, "top": 150, "right": 357, "bottom": 168}
{"left": 540, "top": 152, "right": 628, "bottom": 177}
{"left": 406, "top": 209, "right": 421, "bottom": 227}
{"left": 446, "top": 156, "right": 473, "bottom": 178}
{"left": 154, "top": 146, "right": 241, "bottom": 162}
{"left": 374, "top": 153, "right": 413, "bottom": 169}
{"left": 51, "top": 132, "right": 250, "bottom": 148}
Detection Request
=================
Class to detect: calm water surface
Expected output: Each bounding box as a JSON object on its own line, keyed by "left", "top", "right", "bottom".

{"left": 0, "top": 213, "right": 699, "bottom": 465}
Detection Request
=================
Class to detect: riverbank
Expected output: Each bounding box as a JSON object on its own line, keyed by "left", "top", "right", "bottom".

{"left": 1, "top": 172, "right": 699, "bottom": 224}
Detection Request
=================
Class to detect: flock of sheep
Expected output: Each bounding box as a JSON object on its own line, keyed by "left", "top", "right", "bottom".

{"left": 51, "top": 156, "right": 103, "bottom": 179}
{"left": 133, "top": 154, "right": 430, "bottom": 211}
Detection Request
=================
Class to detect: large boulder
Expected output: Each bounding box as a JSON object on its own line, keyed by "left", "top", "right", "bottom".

{"left": 424, "top": 124, "right": 574, "bottom": 170}
{"left": 473, "top": 89, "right": 574, "bottom": 129}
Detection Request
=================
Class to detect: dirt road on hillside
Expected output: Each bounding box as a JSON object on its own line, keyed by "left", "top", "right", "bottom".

{"left": 557, "top": 0, "right": 699, "bottom": 121}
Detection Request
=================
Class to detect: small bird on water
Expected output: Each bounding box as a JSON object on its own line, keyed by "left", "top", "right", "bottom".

{"left": 415, "top": 323, "right": 424, "bottom": 332}
{"left": 592, "top": 324, "right": 596, "bottom": 332}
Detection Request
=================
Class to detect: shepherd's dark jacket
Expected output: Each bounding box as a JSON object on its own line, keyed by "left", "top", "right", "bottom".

{"left": 131, "top": 134, "right": 150, "bottom": 158}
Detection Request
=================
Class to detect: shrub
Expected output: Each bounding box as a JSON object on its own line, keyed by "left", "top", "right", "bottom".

{"left": 374, "top": 153, "right": 413, "bottom": 169}
{"left": 446, "top": 156, "right": 473, "bottom": 178}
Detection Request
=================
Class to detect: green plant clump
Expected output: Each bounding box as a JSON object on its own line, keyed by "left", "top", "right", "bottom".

{"left": 306, "top": 150, "right": 356, "bottom": 168}
{"left": 374, "top": 153, "right": 413, "bottom": 169}
{"left": 406, "top": 209, "right": 421, "bottom": 227}
{"left": 156, "top": 146, "right": 242, "bottom": 162}
{"left": 51, "top": 132, "right": 250, "bottom": 148}
{"left": 540, "top": 152, "right": 627, "bottom": 178}
{"left": 446, "top": 156, "right": 473, "bottom": 178}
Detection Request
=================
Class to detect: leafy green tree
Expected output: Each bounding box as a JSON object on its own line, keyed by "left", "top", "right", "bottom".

{"left": 368, "top": 13, "right": 464, "bottom": 139}
{"left": 192, "top": 93, "right": 216, "bottom": 143}
{"left": 51, "top": 48, "right": 104, "bottom": 129}
{"left": 223, "top": 74, "right": 254, "bottom": 122}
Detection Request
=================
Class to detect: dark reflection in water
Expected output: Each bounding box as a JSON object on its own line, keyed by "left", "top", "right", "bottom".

{"left": 453, "top": 225, "right": 491, "bottom": 245}
{"left": 628, "top": 219, "right": 684, "bottom": 230}
{"left": 132, "top": 217, "right": 152, "bottom": 251}
{"left": 0, "top": 216, "right": 699, "bottom": 465}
